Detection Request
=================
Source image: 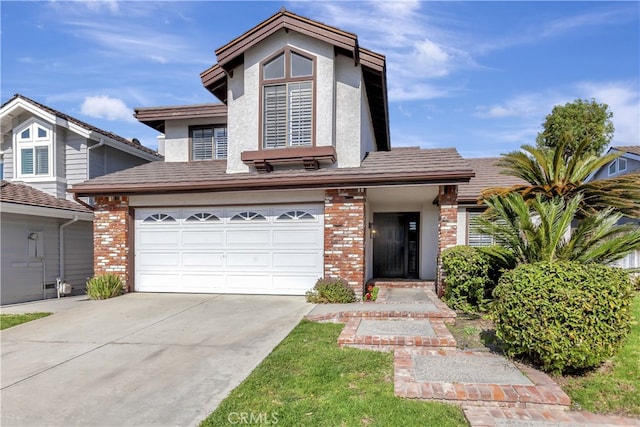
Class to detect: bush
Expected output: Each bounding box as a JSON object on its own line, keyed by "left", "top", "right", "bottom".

{"left": 492, "top": 262, "right": 633, "bottom": 374}
{"left": 441, "top": 246, "right": 488, "bottom": 312}
{"left": 306, "top": 278, "right": 356, "bottom": 304}
{"left": 86, "top": 273, "right": 124, "bottom": 300}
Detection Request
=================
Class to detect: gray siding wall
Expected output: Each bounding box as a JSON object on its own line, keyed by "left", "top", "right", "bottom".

{"left": 592, "top": 157, "right": 640, "bottom": 181}
{"left": 1, "top": 132, "right": 13, "bottom": 179}
{"left": 1, "top": 213, "right": 93, "bottom": 304}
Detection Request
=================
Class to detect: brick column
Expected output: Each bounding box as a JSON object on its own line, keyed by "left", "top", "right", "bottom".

{"left": 93, "top": 196, "right": 131, "bottom": 292}
{"left": 324, "top": 189, "right": 366, "bottom": 298}
{"left": 436, "top": 185, "right": 458, "bottom": 296}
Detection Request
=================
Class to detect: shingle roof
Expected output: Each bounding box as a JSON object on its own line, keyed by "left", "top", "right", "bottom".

{"left": 2, "top": 94, "right": 162, "bottom": 159}
{"left": 1, "top": 181, "right": 92, "bottom": 213}
{"left": 69, "top": 148, "right": 473, "bottom": 196}
{"left": 457, "top": 157, "right": 526, "bottom": 204}
{"left": 612, "top": 145, "right": 640, "bottom": 156}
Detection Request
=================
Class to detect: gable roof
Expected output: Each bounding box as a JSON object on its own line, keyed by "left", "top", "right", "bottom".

{"left": 457, "top": 157, "right": 526, "bottom": 204}
{"left": 69, "top": 148, "right": 473, "bottom": 196}
{"left": 1, "top": 94, "right": 162, "bottom": 161}
{"left": 611, "top": 145, "right": 640, "bottom": 158}
{"left": 1, "top": 180, "right": 92, "bottom": 216}
{"left": 135, "top": 103, "right": 227, "bottom": 133}
{"left": 199, "top": 8, "right": 389, "bottom": 152}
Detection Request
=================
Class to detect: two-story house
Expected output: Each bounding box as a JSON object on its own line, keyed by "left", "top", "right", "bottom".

{"left": 0, "top": 94, "right": 162, "bottom": 305}
{"left": 69, "top": 9, "right": 475, "bottom": 298}
{"left": 586, "top": 145, "right": 640, "bottom": 271}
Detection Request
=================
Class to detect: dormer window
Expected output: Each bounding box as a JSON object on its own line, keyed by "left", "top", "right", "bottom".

{"left": 261, "top": 48, "right": 314, "bottom": 149}
{"left": 15, "top": 119, "right": 53, "bottom": 179}
{"left": 190, "top": 125, "right": 227, "bottom": 160}
{"left": 608, "top": 157, "right": 627, "bottom": 176}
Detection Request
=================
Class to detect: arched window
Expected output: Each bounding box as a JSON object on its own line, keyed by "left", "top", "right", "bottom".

{"left": 142, "top": 213, "right": 177, "bottom": 223}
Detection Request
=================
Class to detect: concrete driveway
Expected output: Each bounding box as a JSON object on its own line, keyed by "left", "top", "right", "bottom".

{"left": 1, "top": 293, "right": 311, "bottom": 426}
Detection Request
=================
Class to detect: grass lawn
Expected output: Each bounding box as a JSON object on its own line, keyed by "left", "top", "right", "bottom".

{"left": 202, "top": 320, "right": 467, "bottom": 427}
{"left": 0, "top": 312, "right": 51, "bottom": 330}
{"left": 558, "top": 292, "right": 640, "bottom": 417}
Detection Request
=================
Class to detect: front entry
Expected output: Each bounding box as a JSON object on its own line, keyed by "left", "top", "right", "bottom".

{"left": 373, "top": 212, "right": 419, "bottom": 279}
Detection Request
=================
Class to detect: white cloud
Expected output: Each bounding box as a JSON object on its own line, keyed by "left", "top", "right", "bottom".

{"left": 474, "top": 93, "right": 564, "bottom": 119}
{"left": 80, "top": 95, "right": 136, "bottom": 122}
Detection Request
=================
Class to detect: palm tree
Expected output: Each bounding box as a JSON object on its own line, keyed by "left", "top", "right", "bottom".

{"left": 481, "top": 138, "right": 640, "bottom": 218}
{"left": 474, "top": 192, "right": 640, "bottom": 265}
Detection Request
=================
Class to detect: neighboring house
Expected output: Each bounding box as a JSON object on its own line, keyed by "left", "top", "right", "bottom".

{"left": 0, "top": 94, "right": 162, "bottom": 305}
{"left": 70, "top": 9, "right": 475, "bottom": 298}
{"left": 586, "top": 145, "right": 640, "bottom": 270}
{"left": 456, "top": 157, "right": 525, "bottom": 247}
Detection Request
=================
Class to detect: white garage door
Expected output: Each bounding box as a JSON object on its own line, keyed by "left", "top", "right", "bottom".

{"left": 134, "top": 204, "right": 324, "bottom": 295}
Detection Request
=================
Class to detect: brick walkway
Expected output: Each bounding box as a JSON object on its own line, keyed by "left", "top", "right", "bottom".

{"left": 305, "top": 284, "right": 640, "bottom": 427}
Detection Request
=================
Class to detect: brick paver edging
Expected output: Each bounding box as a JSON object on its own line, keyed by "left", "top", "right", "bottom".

{"left": 338, "top": 317, "right": 457, "bottom": 350}
{"left": 394, "top": 349, "right": 571, "bottom": 410}
{"left": 463, "top": 406, "right": 640, "bottom": 426}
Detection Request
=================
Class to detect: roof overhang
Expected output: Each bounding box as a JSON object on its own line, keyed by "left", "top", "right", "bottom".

{"left": 70, "top": 170, "right": 472, "bottom": 198}
{"left": 0, "top": 202, "right": 93, "bottom": 221}
{"left": 134, "top": 104, "right": 228, "bottom": 133}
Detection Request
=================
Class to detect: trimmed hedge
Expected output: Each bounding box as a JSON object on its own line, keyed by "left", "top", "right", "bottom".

{"left": 492, "top": 262, "right": 633, "bottom": 374}
{"left": 306, "top": 278, "right": 356, "bottom": 304}
{"left": 442, "top": 245, "right": 515, "bottom": 312}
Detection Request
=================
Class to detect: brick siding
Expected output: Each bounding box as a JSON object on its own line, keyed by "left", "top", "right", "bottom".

{"left": 436, "top": 185, "right": 458, "bottom": 296}
{"left": 93, "top": 196, "right": 131, "bottom": 292}
{"left": 324, "top": 189, "right": 366, "bottom": 298}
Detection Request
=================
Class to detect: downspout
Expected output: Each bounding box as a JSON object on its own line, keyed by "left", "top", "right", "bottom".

{"left": 59, "top": 215, "right": 79, "bottom": 282}
{"left": 87, "top": 138, "right": 105, "bottom": 180}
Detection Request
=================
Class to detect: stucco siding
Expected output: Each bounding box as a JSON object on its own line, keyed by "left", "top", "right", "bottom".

{"left": 335, "top": 54, "right": 364, "bottom": 167}
{"left": 163, "top": 117, "right": 226, "bottom": 163}
{"left": 226, "top": 29, "right": 336, "bottom": 173}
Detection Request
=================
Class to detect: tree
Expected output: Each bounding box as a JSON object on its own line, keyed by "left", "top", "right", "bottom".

{"left": 536, "top": 98, "right": 614, "bottom": 158}
{"left": 474, "top": 192, "right": 640, "bottom": 265}
{"left": 482, "top": 138, "right": 640, "bottom": 218}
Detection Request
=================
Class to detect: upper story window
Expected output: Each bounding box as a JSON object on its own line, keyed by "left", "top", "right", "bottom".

{"left": 608, "top": 157, "right": 627, "bottom": 176}
{"left": 261, "top": 48, "right": 314, "bottom": 149}
{"left": 15, "top": 119, "right": 53, "bottom": 179}
{"left": 190, "top": 126, "right": 227, "bottom": 160}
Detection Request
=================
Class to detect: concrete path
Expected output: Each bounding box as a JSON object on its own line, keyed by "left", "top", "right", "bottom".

{"left": 306, "top": 285, "right": 640, "bottom": 427}
{"left": 1, "top": 293, "right": 311, "bottom": 427}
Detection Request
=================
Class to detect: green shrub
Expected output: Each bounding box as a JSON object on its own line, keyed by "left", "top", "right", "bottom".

{"left": 306, "top": 278, "right": 356, "bottom": 304}
{"left": 86, "top": 273, "right": 124, "bottom": 300}
{"left": 442, "top": 246, "right": 491, "bottom": 312}
{"left": 492, "top": 262, "right": 633, "bottom": 374}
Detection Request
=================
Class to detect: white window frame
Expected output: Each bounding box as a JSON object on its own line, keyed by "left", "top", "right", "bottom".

{"left": 14, "top": 118, "right": 54, "bottom": 180}
{"left": 467, "top": 210, "right": 498, "bottom": 247}
{"left": 608, "top": 157, "right": 628, "bottom": 176}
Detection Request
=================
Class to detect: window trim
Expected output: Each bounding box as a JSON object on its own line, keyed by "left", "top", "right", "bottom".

{"left": 188, "top": 125, "right": 228, "bottom": 161}
{"left": 466, "top": 209, "right": 497, "bottom": 247}
{"left": 14, "top": 118, "right": 54, "bottom": 179}
{"left": 607, "top": 157, "right": 628, "bottom": 176}
{"left": 258, "top": 46, "right": 316, "bottom": 150}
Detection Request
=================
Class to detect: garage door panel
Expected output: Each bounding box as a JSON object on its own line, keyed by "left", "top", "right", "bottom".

{"left": 182, "top": 253, "right": 224, "bottom": 268}
{"left": 182, "top": 231, "right": 224, "bottom": 246}
{"left": 137, "top": 252, "right": 180, "bottom": 268}
{"left": 273, "top": 253, "right": 321, "bottom": 269}
{"left": 138, "top": 230, "right": 180, "bottom": 246}
{"left": 227, "top": 230, "right": 270, "bottom": 246}
{"left": 273, "top": 229, "right": 321, "bottom": 246}
{"left": 271, "top": 275, "right": 318, "bottom": 294}
{"left": 180, "top": 274, "right": 225, "bottom": 291}
{"left": 224, "top": 274, "right": 271, "bottom": 291}
{"left": 226, "top": 253, "right": 270, "bottom": 268}
{"left": 137, "top": 273, "right": 181, "bottom": 291}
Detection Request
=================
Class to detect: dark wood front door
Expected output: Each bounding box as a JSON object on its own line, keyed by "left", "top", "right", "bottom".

{"left": 373, "top": 213, "right": 419, "bottom": 279}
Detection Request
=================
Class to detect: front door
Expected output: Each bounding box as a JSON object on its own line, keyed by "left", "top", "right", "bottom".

{"left": 373, "top": 213, "right": 419, "bottom": 279}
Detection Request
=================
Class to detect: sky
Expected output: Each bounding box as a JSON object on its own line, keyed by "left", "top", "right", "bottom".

{"left": 2, "top": 1, "right": 639, "bottom": 158}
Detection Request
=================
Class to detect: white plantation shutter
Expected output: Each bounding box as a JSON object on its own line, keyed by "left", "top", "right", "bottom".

{"left": 468, "top": 211, "right": 495, "bottom": 247}
{"left": 21, "top": 148, "right": 34, "bottom": 174}
{"left": 263, "top": 85, "right": 287, "bottom": 148}
{"left": 288, "top": 81, "right": 312, "bottom": 146}
{"left": 35, "top": 146, "right": 49, "bottom": 174}
{"left": 214, "top": 127, "right": 228, "bottom": 159}
{"left": 192, "top": 128, "right": 213, "bottom": 160}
